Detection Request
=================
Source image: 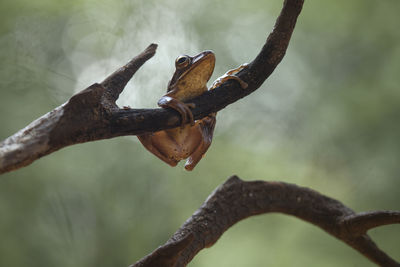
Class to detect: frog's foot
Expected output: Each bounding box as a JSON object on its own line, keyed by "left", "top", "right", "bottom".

{"left": 212, "top": 75, "right": 248, "bottom": 89}
{"left": 158, "top": 96, "right": 195, "bottom": 126}
{"left": 211, "top": 63, "right": 249, "bottom": 90}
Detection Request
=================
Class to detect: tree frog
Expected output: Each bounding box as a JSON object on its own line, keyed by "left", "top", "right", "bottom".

{"left": 138, "top": 51, "right": 247, "bottom": 170}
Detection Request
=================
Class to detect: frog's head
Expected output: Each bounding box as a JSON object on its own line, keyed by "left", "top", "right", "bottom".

{"left": 167, "top": 50, "right": 215, "bottom": 100}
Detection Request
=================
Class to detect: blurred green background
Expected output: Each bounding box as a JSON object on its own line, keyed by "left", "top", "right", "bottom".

{"left": 1, "top": 0, "right": 399, "bottom": 266}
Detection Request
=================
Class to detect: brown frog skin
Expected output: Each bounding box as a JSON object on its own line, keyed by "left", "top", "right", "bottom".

{"left": 138, "top": 51, "right": 247, "bottom": 171}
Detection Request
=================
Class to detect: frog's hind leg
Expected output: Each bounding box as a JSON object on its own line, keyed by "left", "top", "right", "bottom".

{"left": 137, "top": 133, "right": 179, "bottom": 167}
{"left": 211, "top": 63, "right": 249, "bottom": 90}
{"left": 184, "top": 113, "right": 216, "bottom": 171}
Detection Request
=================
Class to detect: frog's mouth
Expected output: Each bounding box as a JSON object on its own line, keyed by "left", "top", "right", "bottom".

{"left": 191, "top": 50, "right": 215, "bottom": 66}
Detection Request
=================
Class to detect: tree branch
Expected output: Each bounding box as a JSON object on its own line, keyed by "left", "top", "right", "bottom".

{"left": 131, "top": 176, "right": 400, "bottom": 267}
{"left": 101, "top": 43, "right": 158, "bottom": 104}
{"left": 342, "top": 211, "right": 400, "bottom": 236}
{"left": 0, "top": 44, "right": 157, "bottom": 174}
{"left": 0, "top": 0, "right": 304, "bottom": 174}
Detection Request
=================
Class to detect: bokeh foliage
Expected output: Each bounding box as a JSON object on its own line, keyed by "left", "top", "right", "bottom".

{"left": 0, "top": 0, "right": 399, "bottom": 266}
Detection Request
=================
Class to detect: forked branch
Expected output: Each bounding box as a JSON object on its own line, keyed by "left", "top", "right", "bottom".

{"left": 0, "top": 0, "right": 304, "bottom": 174}
{"left": 131, "top": 176, "right": 400, "bottom": 267}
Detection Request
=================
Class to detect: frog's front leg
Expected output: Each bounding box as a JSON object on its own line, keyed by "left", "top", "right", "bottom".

{"left": 158, "top": 96, "right": 196, "bottom": 126}
{"left": 211, "top": 63, "right": 249, "bottom": 89}
{"left": 184, "top": 113, "right": 216, "bottom": 171}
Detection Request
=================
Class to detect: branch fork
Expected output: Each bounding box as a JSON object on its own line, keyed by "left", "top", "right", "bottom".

{"left": 131, "top": 176, "right": 400, "bottom": 267}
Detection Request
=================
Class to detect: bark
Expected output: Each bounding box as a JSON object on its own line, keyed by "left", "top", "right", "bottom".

{"left": 131, "top": 176, "right": 400, "bottom": 267}
{"left": 1, "top": 0, "right": 303, "bottom": 174}
{"left": 1, "top": 1, "right": 399, "bottom": 266}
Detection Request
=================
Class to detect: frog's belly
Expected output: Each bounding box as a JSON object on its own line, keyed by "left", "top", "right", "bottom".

{"left": 152, "top": 125, "right": 202, "bottom": 161}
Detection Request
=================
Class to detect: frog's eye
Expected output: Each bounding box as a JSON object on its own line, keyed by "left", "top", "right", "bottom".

{"left": 175, "top": 55, "right": 190, "bottom": 68}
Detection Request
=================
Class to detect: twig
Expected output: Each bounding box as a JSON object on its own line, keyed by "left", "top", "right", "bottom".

{"left": 131, "top": 176, "right": 400, "bottom": 267}
{"left": 101, "top": 43, "right": 158, "bottom": 104}
{"left": 342, "top": 211, "right": 400, "bottom": 236}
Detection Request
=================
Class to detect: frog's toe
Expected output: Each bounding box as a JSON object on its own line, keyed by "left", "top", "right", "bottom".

{"left": 229, "top": 75, "right": 248, "bottom": 89}
{"left": 178, "top": 107, "right": 188, "bottom": 125}
{"left": 211, "top": 63, "right": 249, "bottom": 89}
{"left": 175, "top": 103, "right": 194, "bottom": 126}
{"left": 186, "top": 103, "right": 196, "bottom": 109}
{"left": 185, "top": 103, "right": 195, "bottom": 126}
{"left": 183, "top": 105, "right": 195, "bottom": 126}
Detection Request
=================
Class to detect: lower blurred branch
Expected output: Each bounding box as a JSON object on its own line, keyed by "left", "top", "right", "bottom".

{"left": 132, "top": 176, "right": 400, "bottom": 267}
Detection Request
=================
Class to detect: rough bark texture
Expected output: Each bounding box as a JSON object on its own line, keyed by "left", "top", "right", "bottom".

{"left": 1, "top": 0, "right": 303, "bottom": 174}
{"left": 1, "top": 0, "right": 399, "bottom": 266}
{"left": 131, "top": 176, "right": 400, "bottom": 267}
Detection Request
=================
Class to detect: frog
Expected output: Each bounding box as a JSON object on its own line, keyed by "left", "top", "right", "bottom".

{"left": 138, "top": 50, "right": 248, "bottom": 170}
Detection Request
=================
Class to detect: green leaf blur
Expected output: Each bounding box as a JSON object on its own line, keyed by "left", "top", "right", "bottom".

{"left": 0, "top": 0, "right": 399, "bottom": 266}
